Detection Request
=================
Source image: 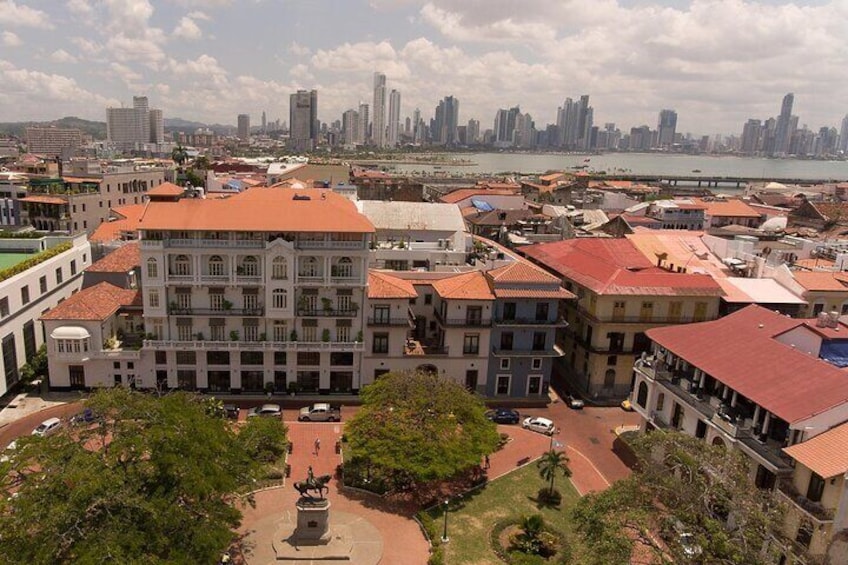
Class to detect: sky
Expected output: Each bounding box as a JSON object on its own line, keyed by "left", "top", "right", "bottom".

{"left": 1, "top": 0, "right": 847, "bottom": 136}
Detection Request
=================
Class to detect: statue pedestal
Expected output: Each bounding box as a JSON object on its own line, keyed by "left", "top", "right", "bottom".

{"left": 293, "top": 498, "right": 331, "bottom": 544}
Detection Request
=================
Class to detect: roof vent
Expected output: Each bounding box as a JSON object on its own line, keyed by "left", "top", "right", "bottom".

{"left": 292, "top": 194, "right": 311, "bottom": 201}
{"left": 758, "top": 323, "right": 764, "bottom": 329}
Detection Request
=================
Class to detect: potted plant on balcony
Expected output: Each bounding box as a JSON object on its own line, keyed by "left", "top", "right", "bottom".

{"left": 321, "top": 297, "right": 333, "bottom": 313}
{"left": 355, "top": 330, "right": 363, "bottom": 343}
{"left": 195, "top": 332, "right": 205, "bottom": 341}
{"left": 297, "top": 295, "right": 309, "bottom": 314}
{"left": 264, "top": 381, "right": 275, "bottom": 398}
{"left": 259, "top": 332, "right": 267, "bottom": 342}
{"left": 287, "top": 381, "right": 301, "bottom": 397}
{"left": 229, "top": 330, "right": 240, "bottom": 342}
{"left": 290, "top": 329, "right": 298, "bottom": 342}
{"left": 222, "top": 299, "right": 233, "bottom": 311}
{"left": 322, "top": 329, "right": 331, "bottom": 342}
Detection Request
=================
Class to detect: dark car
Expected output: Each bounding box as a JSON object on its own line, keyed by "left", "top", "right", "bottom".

{"left": 69, "top": 408, "right": 99, "bottom": 425}
{"left": 222, "top": 404, "right": 240, "bottom": 420}
{"left": 485, "top": 408, "right": 520, "bottom": 425}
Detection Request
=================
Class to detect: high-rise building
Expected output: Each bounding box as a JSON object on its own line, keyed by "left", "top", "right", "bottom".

{"left": 289, "top": 90, "right": 318, "bottom": 152}
{"left": 387, "top": 89, "right": 401, "bottom": 147}
{"left": 467, "top": 119, "right": 480, "bottom": 145}
{"left": 357, "top": 103, "right": 369, "bottom": 146}
{"left": 656, "top": 109, "right": 677, "bottom": 148}
{"left": 261, "top": 111, "right": 267, "bottom": 134}
{"left": 107, "top": 95, "right": 161, "bottom": 150}
{"left": 372, "top": 72, "right": 387, "bottom": 147}
{"left": 412, "top": 108, "right": 422, "bottom": 143}
{"left": 773, "top": 93, "right": 794, "bottom": 156}
{"left": 26, "top": 127, "right": 83, "bottom": 156}
{"left": 237, "top": 114, "right": 250, "bottom": 141}
{"left": 342, "top": 109, "right": 359, "bottom": 146}
{"left": 740, "top": 119, "right": 762, "bottom": 154}
{"left": 149, "top": 109, "right": 164, "bottom": 144}
{"left": 839, "top": 114, "right": 848, "bottom": 153}
{"left": 432, "top": 96, "right": 459, "bottom": 146}
{"left": 556, "top": 95, "right": 593, "bottom": 150}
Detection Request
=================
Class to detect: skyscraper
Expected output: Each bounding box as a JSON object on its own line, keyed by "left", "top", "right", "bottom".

{"left": 289, "top": 89, "right": 318, "bottom": 152}
{"left": 556, "top": 95, "right": 593, "bottom": 150}
{"left": 467, "top": 119, "right": 480, "bottom": 145}
{"left": 372, "top": 72, "right": 387, "bottom": 147}
{"left": 357, "top": 103, "right": 369, "bottom": 146}
{"left": 740, "top": 119, "right": 763, "bottom": 154}
{"left": 261, "top": 111, "right": 267, "bottom": 133}
{"left": 656, "top": 109, "right": 678, "bottom": 148}
{"left": 773, "top": 93, "right": 794, "bottom": 156}
{"left": 839, "top": 114, "right": 848, "bottom": 153}
{"left": 237, "top": 114, "right": 250, "bottom": 141}
{"left": 342, "top": 109, "right": 359, "bottom": 146}
{"left": 433, "top": 95, "right": 459, "bottom": 145}
{"left": 387, "top": 89, "right": 401, "bottom": 147}
{"left": 149, "top": 109, "right": 164, "bottom": 144}
{"left": 106, "top": 95, "right": 161, "bottom": 150}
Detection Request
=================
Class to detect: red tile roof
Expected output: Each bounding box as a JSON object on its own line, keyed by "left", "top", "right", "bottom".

{"left": 784, "top": 421, "right": 848, "bottom": 478}
{"left": 86, "top": 242, "right": 140, "bottom": 273}
{"left": 793, "top": 271, "right": 848, "bottom": 292}
{"left": 647, "top": 305, "right": 848, "bottom": 424}
{"left": 89, "top": 204, "right": 145, "bottom": 243}
{"left": 693, "top": 198, "right": 762, "bottom": 218}
{"left": 138, "top": 187, "right": 374, "bottom": 233}
{"left": 41, "top": 282, "right": 141, "bottom": 321}
{"left": 432, "top": 271, "right": 495, "bottom": 300}
{"left": 368, "top": 271, "right": 418, "bottom": 299}
{"left": 494, "top": 288, "right": 574, "bottom": 299}
{"left": 522, "top": 238, "right": 722, "bottom": 296}
{"left": 20, "top": 195, "right": 66, "bottom": 205}
{"left": 439, "top": 188, "right": 521, "bottom": 204}
{"left": 146, "top": 182, "right": 185, "bottom": 196}
{"left": 487, "top": 261, "right": 561, "bottom": 285}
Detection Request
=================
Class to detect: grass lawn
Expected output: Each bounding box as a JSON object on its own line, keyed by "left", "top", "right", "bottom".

{"left": 424, "top": 462, "right": 586, "bottom": 564}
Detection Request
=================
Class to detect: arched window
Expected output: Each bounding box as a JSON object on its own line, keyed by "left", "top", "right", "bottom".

{"left": 712, "top": 436, "right": 726, "bottom": 448}
{"left": 174, "top": 254, "right": 190, "bottom": 276}
{"left": 300, "top": 256, "right": 319, "bottom": 277}
{"left": 146, "top": 258, "right": 158, "bottom": 278}
{"left": 240, "top": 256, "right": 258, "bottom": 276}
{"left": 604, "top": 369, "right": 616, "bottom": 388}
{"left": 208, "top": 255, "right": 224, "bottom": 276}
{"left": 272, "top": 257, "right": 287, "bottom": 280}
{"left": 333, "top": 257, "right": 353, "bottom": 278}
{"left": 656, "top": 392, "right": 665, "bottom": 412}
{"left": 272, "top": 289, "right": 287, "bottom": 309}
{"left": 636, "top": 381, "right": 648, "bottom": 408}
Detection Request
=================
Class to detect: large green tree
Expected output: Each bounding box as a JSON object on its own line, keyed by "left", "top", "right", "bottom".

{"left": 345, "top": 371, "right": 499, "bottom": 486}
{"left": 572, "top": 431, "right": 787, "bottom": 565}
{"left": 0, "top": 389, "right": 270, "bottom": 564}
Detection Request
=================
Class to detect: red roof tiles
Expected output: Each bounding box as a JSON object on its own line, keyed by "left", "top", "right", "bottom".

{"left": 86, "top": 242, "right": 140, "bottom": 273}
{"left": 431, "top": 271, "right": 495, "bottom": 300}
{"left": 784, "top": 421, "right": 848, "bottom": 478}
{"left": 89, "top": 204, "right": 145, "bottom": 243}
{"left": 368, "top": 271, "right": 418, "bottom": 299}
{"left": 41, "top": 282, "right": 140, "bottom": 321}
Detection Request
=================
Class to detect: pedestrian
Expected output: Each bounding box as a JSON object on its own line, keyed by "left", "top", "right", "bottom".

{"left": 484, "top": 455, "right": 490, "bottom": 469}
{"left": 314, "top": 437, "right": 321, "bottom": 455}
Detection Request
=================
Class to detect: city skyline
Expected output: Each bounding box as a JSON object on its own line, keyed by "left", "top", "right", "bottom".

{"left": 0, "top": 1, "right": 847, "bottom": 136}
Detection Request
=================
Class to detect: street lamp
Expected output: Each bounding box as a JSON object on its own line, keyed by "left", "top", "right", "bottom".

{"left": 441, "top": 499, "right": 450, "bottom": 543}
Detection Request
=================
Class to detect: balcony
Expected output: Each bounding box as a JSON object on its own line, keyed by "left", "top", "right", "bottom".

{"left": 494, "top": 316, "right": 568, "bottom": 327}
{"left": 167, "top": 306, "right": 265, "bottom": 316}
{"left": 711, "top": 412, "right": 752, "bottom": 439}
{"left": 367, "top": 315, "right": 414, "bottom": 327}
{"left": 330, "top": 275, "right": 363, "bottom": 285}
{"left": 403, "top": 339, "right": 450, "bottom": 356}
{"left": 433, "top": 308, "right": 491, "bottom": 327}
{"left": 777, "top": 483, "right": 835, "bottom": 525}
{"left": 491, "top": 344, "right": 565, "bottom": 357}
{"left": 165, "top": 238, "right": 264, "bottom": 249}
{"left": 296, "top": 239, "right": 365, "bottom": 249}
{"left": 575, "top": 305, "right": 697, "bottom": 325}
{"left": 633, "top": 357, "right": 673, "bottom": 381}
{"left": 298, "top": 308, "right": 359, "bottom": 318}
{"left": 142, "top": 339, "right": 364, "bottom": 352}
{"left": 296, "top": 273, "right": 325, "bottom": 285}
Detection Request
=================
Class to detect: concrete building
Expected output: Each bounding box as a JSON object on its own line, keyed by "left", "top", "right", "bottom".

{"left": 289, "top": 90, "right": 318, "bottom": 152}
{"left": 631, "top": 306, "right": 848, "bottom": 563}
{"left": 372, "top": 73, "right": 386, "bottom": 147}
{"left": 387, "top": 90, "right": 401, "bottom": 147}
{"left": 107, "top": 96, "right": 162, "bottom": 151}
{"left": 25, "top": 127, "right": 83, "bottom": 157}
{"left": 0, "top": 172, "right": 29, "bottom": 227}
{"left": 0, "top": 233, "right": 91, "bottom": 396}
{"left": 656, "top": 109, "right": 677, "bottom": 148}
{"left": 237, "top": 114, "right": 250, "bottom": 141}
{"left": 522, "top": 238, "right": 723, "bottom": 400}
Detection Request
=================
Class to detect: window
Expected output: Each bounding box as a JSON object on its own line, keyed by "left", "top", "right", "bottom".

{"left": 177, "top": 321, "right": 193, "bottom": 341}
{"left": 243, "top": 290, "right": 259, "bottom": 310}
{"left": 607, "top": 332, "right": 624, "bottom": 353}
{"left": 39, "top": 276, "right": 47, "bottom": 294}
{"left": 175, "top": 290, "right": 192, "bottom": 310}
{"left": 68, "top": 365, "right": 85, "bottom": 389}
{"left": 297, "top": 352, "right": 320, "bottom": 366}
{"left": 528, "top": 375, "right": 542, "bottom": 395}
{"left": 272, "top": 289, "right": 287, "bottom": 309}
{"left": 272, "top": 257, "right": 287, "bottom": 280}
{"left": 301, "top": 323, "right": 316, "bottom": 342}
{"left": 333, "top": 257, "right": 353, "bottom": 278}
{"left": 148, "top": 289, "right": 159, "bottom": 308}
{"left": 239, "top": 256, "right": 258, "bottom": 276}
{"left": 0, "top": 298, "right": 8, "bottom": 318}
{"left": 209, "top": 290, "right": 225, "bottom": 310}
{"left": 466, "top": 306, "right": 483, "bottom": 325}
{"left": 208, "top": 255, "right": 225, "bottom": 276}
{"left": 207, "top": 351, "right": 229, "bottom": 365}
{"left": 331, "top": 352, "right": 354, "bottom": 366}
{"left": 113, "top": 361, "right": 121, "bottom": 369}
{"left": 210, "top": 318, "right": 225, "bottom": 341}
{"left": 532, "top": 332, "right": 546, "bottom": 351}
{"left": 500, "top": 332, "right": 514, "bottom": 351}
{"left": 155, "top": 351, "right": 167, "bottom": 364}
{"left": 240, "top": 351, "right": 264, "bottom": 365}
{"left": 70, "top": 260, "right": 77, "bottom": 275}
{"left": 463, "top": 334, "right": 480, "bottom": 355}
{"left": 607, "top": 355, "right": 617, "bottom": 366}
{"left": 531, "top": 358, "right": 542, "bottom": 370}
{"left": 500, "top": 358, "right": 510, "bottom": 370}
{"left": 424, "top": 294, "right": 433, "bottom": 305}
{"left": 337, "top": 293, "right": 352, "bottom": 312}
{"left": 636, "top": 381, "right": 648, "bottom": 408}
{"left": 795, "top": 521, "right": 814, "bottom": 549}
{"left": 604, "top": 369, "right": 616, "bottom": 388}
{"left": 273, "top": 320, "right": 287, "bottom": 342}
{"left": 274, "top": 352, "right": 287, "bottom": 365}
{"left": 177, "top": 370, "right": 197, "bottom": 391}
{"left": 335, "top": 323, "right": 350, "bottom": 342}
{"left": 535, "top": 302, "right": 549, "bottom": 321}
{"left": 173, "top": 255, "right": 190, "bottom": 276}
{"left": 55, "top": 267, "right": 63, "bottom": 284}
{"left": 300, "top": 256, "right": 319, "bottom": 277}
{"left": 243, "top": 322, "right": 258, "bottom": 341}
{"left": 373, "top": 333, "right": 389, "bottom": 354}
{"left": 146, "top": 258, "right": 158, "bottom": 278}
{"left": 373, "top": 305, "right": 390, "bottom": 324}
{"left": 374, "top": 369, "right": 390, "bottom": 380}
{"left": 496, "top": 375, "right": 511, "bottom": 395}
{"left": 176, "top": 351, "right": 196, "bottom": 365}
{"left": 656, "top": 393, "right": 665, "bottom": 411}
{"left": 503, "top": 302, "right": 516, "bottom": 321}
{"left": 807, "top": 472, "right": 825, "bottom": 503}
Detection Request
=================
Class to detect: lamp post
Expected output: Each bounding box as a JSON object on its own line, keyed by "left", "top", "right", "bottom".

{"left": 441, "top": 499, "right": 450, "bottom": 543}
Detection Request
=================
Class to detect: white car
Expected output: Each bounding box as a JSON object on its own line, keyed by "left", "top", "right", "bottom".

{"left": 247, "top": 404, "right": 282, "bottom": 418}
{"left": 522, "top": 416, "right": 556, "bottom": 435}
{"left": 32, "top": 417, "right": 62, "bottom": 437}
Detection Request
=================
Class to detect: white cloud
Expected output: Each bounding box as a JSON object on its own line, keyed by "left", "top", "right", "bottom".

{"left": 50, "top": 49, "right": 79, "bottom": 64}
{"left": 109, "top": 61, "right": 142, "bottom": 84}
{"left": 2, "top": 31, "right": 21, "bottom": 47}
{"left": 173, "top": 16, "right": 202, "bottom": 40}
{"left": 71, "top": 36, "right": 102, "bottom": 56}
{"left": 289, "top": 41, "right": 311, "bottom": 57}
{"left": 66, "top": 0, "right": 93, "bottom": 15}
{"left": 187, "top": 10, "right": 210, "bottom": 21}
{"left": 0, "top": 0, "right": 53, "bottom": 29}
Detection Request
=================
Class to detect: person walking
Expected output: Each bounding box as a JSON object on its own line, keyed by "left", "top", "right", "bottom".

{"left": 314, "top": 437, "right": 321, "bottom": 455}
{"left": 484, "top": 455, "right": 490, "bottom": 469}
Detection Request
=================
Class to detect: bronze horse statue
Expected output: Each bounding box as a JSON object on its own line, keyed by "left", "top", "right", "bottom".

{"left": 294, "top": 473, "right": 331, "bottom": 499}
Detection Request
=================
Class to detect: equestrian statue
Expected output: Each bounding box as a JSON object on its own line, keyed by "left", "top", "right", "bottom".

{"left": 294, "top": 465, "right": 331, "bottom": 500}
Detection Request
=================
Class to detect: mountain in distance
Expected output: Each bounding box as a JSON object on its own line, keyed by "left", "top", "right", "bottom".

{"left": 0, "top": 116, "right": 106, "bottom": 140}
{"left": 165, "top": 118, "right": 233, "bottom": 135}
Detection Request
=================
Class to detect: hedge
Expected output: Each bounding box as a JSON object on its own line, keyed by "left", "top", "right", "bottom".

{"left": 0, "top": 242, "right": 72, "bottom": 283}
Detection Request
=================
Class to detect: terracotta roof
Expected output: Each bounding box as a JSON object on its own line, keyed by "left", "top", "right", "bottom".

{"left": 494, "top": 288, "right": 574, "bottom": 299}
{"left": 793, "top": 271, "right": 848, "bottom": 292}
{"left": 487, "top": 261, "right": 561, "bottom": 285}
{"left": 138, "top": 187, "right": 374, "bottom": 233}
{"left": 790, "top": 258, "right": 834, "bottom": 270}
{"left": 539, "top": 172, "right": 566, "bottom": 182}
{"left": 146, "top": 182, "right": 185, "bottom": 196}
{"left": 522, "top": 238, "right": 723, "bottom": 296}
{"left": 647, "top": 305, "right": 848, "bottom": 424}
{"left": 693, "top": 198, "right": 762, "bottom": 218}
{"left": 431, "top": 271, "right": 495, "bottom": 300}
{"left": 20, "top": 195, "right": 66, "bottom": 205}
{"left": 367, "top": 271, "right": 418, "bottom": 299}
{"left": 89, "top": 204, "right": 145, "bottom": 243}
{"left": 41, "top": 282, "right": 141, "bottom": 321}
{"left": 814, "top": 202, "right": 848, "bottom": 223}
{"left": 784, "top": 422, "right": 848, "bottom": 478}
{"left": 439, "top": 188, "right": 520, "bottom": 204}
{"left": 86, "top": 242, "right": 140, "bottom": 273}
{"left": 62, "top": 176, "right": 101, "bottom": 183}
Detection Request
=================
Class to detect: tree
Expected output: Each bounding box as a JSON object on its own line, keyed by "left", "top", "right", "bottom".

{"left": 537, "top": 449, "right": 571, "bottom": 497}
{"left": 239, "top": 416, "right": 288, "bottom": 463}
{"left": 18, "top": 344, "right": 48, "bottom": 386}
{"left": 345, "top": 371, "right": 500, "bottom": 487}
{"left": 572, "top": 431, "right": 786, "bottom": 565}
{"left": 171, "top": 144, "right": 188, "bottom": 168}
{"left": 0, "top": 388, "right": 270, "bottom": 564}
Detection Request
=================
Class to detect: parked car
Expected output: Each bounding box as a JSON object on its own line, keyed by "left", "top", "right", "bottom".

{"left": 247, "top": 404, "right": 282, "bottom": 418}
{"left": 0, "top": 440, "right": 18, "bottom": 463}
{"left": 620, "top": 398, "right": 634, "bottom": 412}
{"left": 298, "top": 403, "right": 340, "bottom": 422}
{"left": 32, "top": 417, "right": 62, "bottom": 437}
{"left": 522, "top": 416, "right": 556, "bottom": 436}
{"left": 565, "top": 395, "right": 585, "bottom": 409}
{"left": 485, "top": 408, "right": 520, "bottom": 424}
{"left": 70, "top": 408, "right": 99, "bottom": 425}
{"left": 222, "top": 404, "right": 240, "bottom": 420}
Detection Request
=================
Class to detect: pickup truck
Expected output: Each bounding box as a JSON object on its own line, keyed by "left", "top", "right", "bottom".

{"left": 298, "top": 403, "right": 341, "bottom": 422}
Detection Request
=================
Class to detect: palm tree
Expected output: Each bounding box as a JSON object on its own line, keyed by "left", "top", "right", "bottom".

{"left": 537, "top": 449, "right": 571, "bottom": 496}
{"left": 171, "top": 144, "right": 188, "bottom": 168}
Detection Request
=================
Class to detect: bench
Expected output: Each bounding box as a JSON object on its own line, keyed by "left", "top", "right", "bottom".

{"left": 517, "top": 456, "right": 531, "bottom": 467}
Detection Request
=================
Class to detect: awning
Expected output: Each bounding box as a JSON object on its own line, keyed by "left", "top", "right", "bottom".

{"left": 471, "top": 198, "right": 494, "bottom": 212}
{"left": 819, "top": 341, "right": 848, "bottom": 368}
{"left": 50, "top": 326, "right": 91, "bottom": 340}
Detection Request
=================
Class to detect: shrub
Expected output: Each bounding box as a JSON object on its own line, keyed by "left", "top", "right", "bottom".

{"left": 239, "top": 417, "right": 288, "bottom": 463}
{"left": 0, "top": 242, "right": 72, "bottom": 283}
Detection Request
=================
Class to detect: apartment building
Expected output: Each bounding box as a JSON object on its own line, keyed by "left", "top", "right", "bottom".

{"left": 0, "top": 233, "right": 91, "bottom": 396}
{"left": 522, "top": 238, "right": 722, "bottom": 400}
{"left": 631, "top": 306, "right": 848, "bottom": 562}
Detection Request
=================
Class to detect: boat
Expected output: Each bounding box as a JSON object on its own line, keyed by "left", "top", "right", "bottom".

{"left": 691, "top": 169, "right": 702, "bottom": 173}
